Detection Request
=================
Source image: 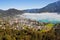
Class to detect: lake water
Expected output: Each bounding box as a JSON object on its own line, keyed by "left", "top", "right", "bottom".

{"left": 22, "top": 13, "right": 60, "bottom": 24}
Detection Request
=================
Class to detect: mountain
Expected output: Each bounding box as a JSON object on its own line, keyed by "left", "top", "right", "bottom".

{"left": 0, "top": 0, "right": 60, "bottom": 17}
{"left": 0, "top": 8, "right": 23, "bottom": 17}
{"left": 23, "top": 1, "right": 60, "bottom": 13}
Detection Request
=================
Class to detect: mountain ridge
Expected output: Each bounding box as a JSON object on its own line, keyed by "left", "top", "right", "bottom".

{"left": 23, "top": 1, "right": 60, "bottom": 13}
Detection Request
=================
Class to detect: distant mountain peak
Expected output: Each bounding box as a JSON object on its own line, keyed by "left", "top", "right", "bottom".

{"left": 23, "top": 1, "right": 60, "bottom": 13}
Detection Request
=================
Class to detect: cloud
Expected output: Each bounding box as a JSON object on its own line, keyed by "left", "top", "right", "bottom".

{"left": 22, "top": 13, "right": 60, "bottom": 23}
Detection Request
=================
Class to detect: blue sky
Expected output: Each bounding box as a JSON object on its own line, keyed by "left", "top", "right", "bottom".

{"left": 0, "top": 0, "right": 58, "bottom": 10}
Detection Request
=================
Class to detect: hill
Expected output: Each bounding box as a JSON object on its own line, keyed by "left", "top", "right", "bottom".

{"left": 0, "top": 8, "right": 23, "bottom": 17}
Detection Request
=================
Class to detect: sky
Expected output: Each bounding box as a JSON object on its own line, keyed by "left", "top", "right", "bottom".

{"left": 0, "top": 0, "right": 58, "bottom": 10}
